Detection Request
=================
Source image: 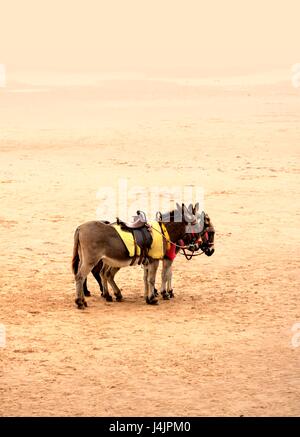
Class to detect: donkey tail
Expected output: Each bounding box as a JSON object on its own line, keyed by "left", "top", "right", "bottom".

{"left": 72, "top": 227, "right": 80, "bottom": 274}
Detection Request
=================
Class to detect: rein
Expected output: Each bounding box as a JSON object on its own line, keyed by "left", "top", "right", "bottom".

{"left": 179, "top": 248, "right": 205, "bottom": 259}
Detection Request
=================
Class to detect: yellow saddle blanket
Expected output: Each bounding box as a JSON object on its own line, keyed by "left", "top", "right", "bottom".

{"left": 112, "top": 221, "right": 166, "bottom": 259}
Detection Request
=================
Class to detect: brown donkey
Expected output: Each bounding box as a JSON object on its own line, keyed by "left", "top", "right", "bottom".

{"left": 72, "top": 203, "right": 203, "bottom": 309}
{"left": 82, "top": 209, "right": 215, "bottom": 302}
{"left": 100, "top": 209, "right": 215, "bottom": 302}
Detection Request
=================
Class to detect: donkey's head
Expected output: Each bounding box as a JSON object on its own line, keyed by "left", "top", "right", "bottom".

{"left": 199, "top": 212, "right": 215, "bottom": 256}
{"left": 156, "top": 202, "right": 201, "bottom": 242}
{"left": 156, "top": 202, "right": 215, "bottom": 255}
{"left": 176, "top": 202, "right": 204, "bottom": 234}
{"left": 176, "top": 203, "right": 215, "bottom": 256}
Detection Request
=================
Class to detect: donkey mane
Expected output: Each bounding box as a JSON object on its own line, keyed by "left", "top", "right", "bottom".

{"left": 159, "top": 209, "right": 181, "bottom": 222}
{"left": 159, "top": 203, "right": 188, "bottom": 222}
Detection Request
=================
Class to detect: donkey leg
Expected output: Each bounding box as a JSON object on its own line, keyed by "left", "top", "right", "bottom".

{"left": 143, "top": 266, "right": 149, "bottom": 300}
{"left": 146, "top": 260, "right": 159, "bottom": 305}
{"left": 83, "top": 278, "right": 91, "bottom": 297}
{"left": 100, "top": 265, "right": 113, "bottom": 302}
{"left": 167, "top": 270, "right": 174, "bottom": 298}
{"left": 106, "top": 267, "right": 123, "bottom": 301}
{"left": 143, "top": 265, "right": 158, "bottom": 298}
{"left": 91, "top": 262, "right": 104, "bottom": 296}
{"left": 83, "top": 267, "right": 103, "bottom": 297}
{"left": 160, "top": 259, "right": 172, "bottom": 300}
{"left": 75, "top": 263, "right": 93, "bottom": 309}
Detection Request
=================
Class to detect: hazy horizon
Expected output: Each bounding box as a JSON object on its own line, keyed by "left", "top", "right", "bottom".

{"left": 1, "top": 0, "right": 299, "bottom": 78}
{"left": 1, "top": 67, "right": 295, "bottom": 90}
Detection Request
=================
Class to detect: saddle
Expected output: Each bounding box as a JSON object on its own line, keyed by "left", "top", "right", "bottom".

{"left": 117, "top": 211, "right": 153, "bottom": 265}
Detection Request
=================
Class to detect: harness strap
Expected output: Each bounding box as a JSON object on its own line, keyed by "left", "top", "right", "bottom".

{"left": 130, "top": 255, "right": 137, "bottom": 266}
{"left": 160, "top": 223, "right": 171, "bottom": 251}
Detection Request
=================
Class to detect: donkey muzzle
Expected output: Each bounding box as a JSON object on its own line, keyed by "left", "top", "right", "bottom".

{"left": 204, "top": 247, "right": 215, "bottom": 256}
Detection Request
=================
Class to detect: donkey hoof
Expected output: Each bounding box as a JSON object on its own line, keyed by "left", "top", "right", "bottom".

{"left": 116, "top": 295, "right": 124, "bottom": 302}
{"left": 169, "top": 289, "right": 174, "bottom": 298}
{"left": 105, "top": 295, "right": 113, "bottom": 302}
{"left": 146, "top": 296, "right": 159, "bottom": 305}
{"left": 161, "top": 290, "right": 170, "bottom": 300}
{"left": 84, "top": 289, "right": 91, "bottom": 297}
{"left": 75, "top": 298, "right": 86, "bottom": 310}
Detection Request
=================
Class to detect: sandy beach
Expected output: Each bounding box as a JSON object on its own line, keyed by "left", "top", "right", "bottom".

{"left": 0, "top": 72, "right": 299, "bottom": 416}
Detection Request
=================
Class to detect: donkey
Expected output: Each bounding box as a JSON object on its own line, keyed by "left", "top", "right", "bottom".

{"left": 72, "top": 203, "right": 203, "bottom": 309}
{"left": 82, "top": 209, "right": 214, "bottom": 301}
{"left": 158, "top": 212, "right": 215, "bottom": 299}
{"left": 95, "top": 219, "right": 204, "bottom": 302}
{"left": 82, "top": 228, "right": 201, "bottom": 299}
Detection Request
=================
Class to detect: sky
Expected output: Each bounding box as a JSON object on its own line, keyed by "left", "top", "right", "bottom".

{"left": 0, "top": 0, "right": 299, "bottom": 77}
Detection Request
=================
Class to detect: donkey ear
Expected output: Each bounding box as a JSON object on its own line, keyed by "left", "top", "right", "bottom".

{"left": 193, "top": 202, "right": 199, "bottom": 213}
{"left": 187, "top": 203, "right": 193, "bottom": 213}
{"left": 200, "top": 211, "right": 205, "bottom": 228}
{"left": 182, "top": 203, "right": 193, "bottom": 221}
{"left": 182, "top": 203, "right": 190, "bottom": 216}
{"left": 178, "top": 203, "right": 187, "bottom": 217}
